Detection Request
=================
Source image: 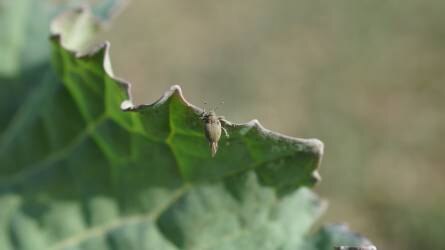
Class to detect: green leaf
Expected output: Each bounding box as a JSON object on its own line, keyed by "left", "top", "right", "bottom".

{"left": 0, "top": 4, "right": 373, "bottom": 250}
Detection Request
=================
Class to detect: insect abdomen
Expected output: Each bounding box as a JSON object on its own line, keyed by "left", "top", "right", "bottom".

{"left": 205, "top": 122, "right": 221, "bottom": 142}
{"left": 205, "top": 118, "right": 222, "bottom": 157}
{"left": 210, "top": 142, "right": 218, "bottom": 157}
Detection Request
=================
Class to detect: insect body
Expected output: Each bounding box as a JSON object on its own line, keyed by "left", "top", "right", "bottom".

{"left": 200, "top": 110, "right": 230, "bottom": 157}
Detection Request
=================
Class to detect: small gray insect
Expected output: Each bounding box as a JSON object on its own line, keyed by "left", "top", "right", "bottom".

{"left": 200, "top": 109, "right": 231, "bottom": 157}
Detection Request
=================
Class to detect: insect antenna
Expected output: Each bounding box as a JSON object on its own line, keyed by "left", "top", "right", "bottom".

{"left": 201, "top": 101, "right": 208, "bottom": 114}
{"left": 213, "top": 101, "right": 224, "bottom": 112}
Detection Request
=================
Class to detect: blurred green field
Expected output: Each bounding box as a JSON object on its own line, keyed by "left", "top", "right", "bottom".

{"left": 102, "top": 0, "right": 445, "bottom": 249}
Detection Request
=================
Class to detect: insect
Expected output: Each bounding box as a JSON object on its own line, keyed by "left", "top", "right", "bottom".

{"left": 200, "top": 109, "right": 231, "bottom": 157}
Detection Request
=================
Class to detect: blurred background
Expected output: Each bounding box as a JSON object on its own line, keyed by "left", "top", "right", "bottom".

{"left": 100, "top": 0, "right": 445, "bottom": 249}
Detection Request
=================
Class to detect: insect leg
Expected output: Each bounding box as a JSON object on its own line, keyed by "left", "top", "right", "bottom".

{"left": 219, "top": 117, "right": 232, "bottom": 126}
{"left": 221, "top": 126, "right": 229, "bottom": 138}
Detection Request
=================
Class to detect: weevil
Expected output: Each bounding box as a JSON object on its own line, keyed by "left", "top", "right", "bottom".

{"left": 200, "top": 110, "right": 231, "bottom": 157}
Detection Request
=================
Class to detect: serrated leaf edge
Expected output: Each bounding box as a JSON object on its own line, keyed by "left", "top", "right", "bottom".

{"left": 49, "top": 6, "right": 324, "bottom": 185}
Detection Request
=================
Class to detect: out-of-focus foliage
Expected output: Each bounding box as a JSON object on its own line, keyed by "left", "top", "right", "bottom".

{"left": 104, "top": 1, "right": 445, "bottom": 249}
{"left": 0, "top": 0, "right": 125, "bottom": 150}
{"left": 0, "top": 0, "right": 123, "bottom": 77}
{"left": 0, "top": 1, "right": 374, "bottom": 250}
